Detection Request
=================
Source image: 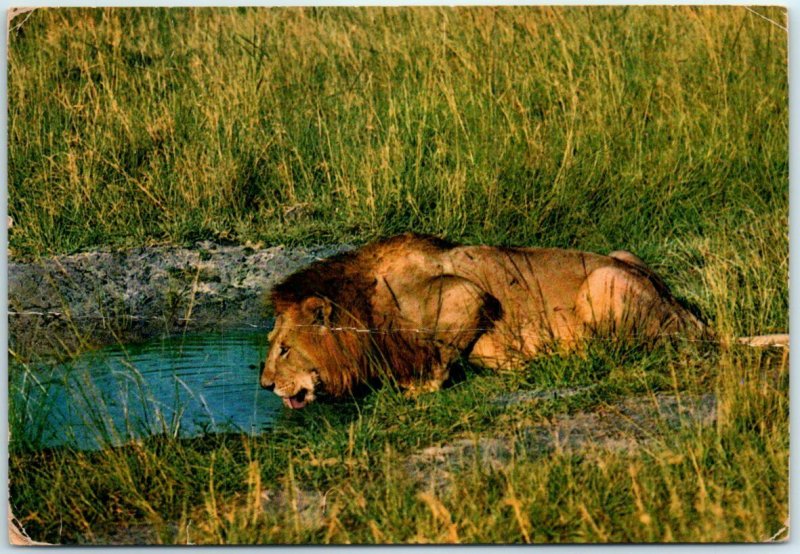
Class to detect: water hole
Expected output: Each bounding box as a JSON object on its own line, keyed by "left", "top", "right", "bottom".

{"left": 9, "top": 329, "right": 281, "bottom": 451}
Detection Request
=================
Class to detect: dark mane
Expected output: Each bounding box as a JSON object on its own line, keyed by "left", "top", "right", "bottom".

{"left": 392, "top": 232, "right": 456, "bottom": 251}
{"left": 269, "top": 233, "right": 455, "bottom": 320}
{"left": 267, "top": 233, "right": 459, "bottom": 391}
{"left": 270, "top": 250, "right": 358, "bottom": 306}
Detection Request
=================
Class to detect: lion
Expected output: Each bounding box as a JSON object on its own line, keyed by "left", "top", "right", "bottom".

{"left": 260, "top": 233, "right": 787, "bottom": 409}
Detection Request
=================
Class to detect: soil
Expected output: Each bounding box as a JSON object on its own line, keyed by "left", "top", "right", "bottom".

{"left": 7, "top": 241, "right": 351, "bottom": 359}
{"left": 406, "top": 392, "right": 717, "bottom": 491}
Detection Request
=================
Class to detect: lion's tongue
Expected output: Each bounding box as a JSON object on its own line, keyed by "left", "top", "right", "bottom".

{"left": 289, "top": 397, "right": 307, "bottom": 409}
{"left": 283, "top": 396, "right": 307, "bottom": 409}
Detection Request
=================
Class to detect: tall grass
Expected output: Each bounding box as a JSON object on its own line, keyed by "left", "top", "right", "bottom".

{"left": 7, "top": 6, "right": 788, "bottom": 545}
{"left": 8, "top": 7, "right": 787, "bottom": 262}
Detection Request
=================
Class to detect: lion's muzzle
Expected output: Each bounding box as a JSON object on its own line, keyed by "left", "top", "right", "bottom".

{"left": 282, "top": 388, "right": 310, "bottom": 409}
{"left": 259, "top": 367, "right": 316, "bottom": 409}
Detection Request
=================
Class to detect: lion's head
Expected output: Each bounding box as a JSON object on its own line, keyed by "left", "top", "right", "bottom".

{"left": 260, "top": 299, "right": 323, "bottom": 409}
{"left": 261, "top": 251, "right": 376, "bottom": 408}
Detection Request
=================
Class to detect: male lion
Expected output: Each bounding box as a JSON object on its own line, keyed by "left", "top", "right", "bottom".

{"left": 260, "top": 233, "right": 783, "bottom": 409}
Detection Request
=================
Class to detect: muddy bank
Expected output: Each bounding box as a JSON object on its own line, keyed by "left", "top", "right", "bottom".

{"left": 7, "top": 241, "right": 351, "bottom": 359}
{"left": 406, "top": 392, "right": 717, "bottom": 491}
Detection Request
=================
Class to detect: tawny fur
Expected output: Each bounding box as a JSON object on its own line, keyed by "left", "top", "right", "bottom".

{"left": 261, "top": 233, "right": 728, "bottom": 405}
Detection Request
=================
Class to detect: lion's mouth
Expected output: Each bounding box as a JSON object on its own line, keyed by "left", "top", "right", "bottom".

{"left": 283, "top": 388, "right": 310, "bottom": 410}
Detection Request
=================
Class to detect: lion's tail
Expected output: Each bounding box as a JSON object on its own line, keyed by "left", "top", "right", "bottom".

{"left": 736, "top": 334, "right": 789, "bottom": 348}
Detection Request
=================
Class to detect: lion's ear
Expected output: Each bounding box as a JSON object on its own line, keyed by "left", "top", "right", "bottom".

{"left": 302, "top": 296, "right": 333, "bottom": 327}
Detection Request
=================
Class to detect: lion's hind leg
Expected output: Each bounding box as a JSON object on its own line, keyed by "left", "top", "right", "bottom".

{"left": 574, "top": 265, "right": 676, "bottom": 343}
{"left": 608, "top": 250, "right": 649, "bottom": 270}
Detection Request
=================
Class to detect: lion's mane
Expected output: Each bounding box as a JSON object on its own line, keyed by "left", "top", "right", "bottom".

{"left": 269, "top": 234, "right": 459, "bottom": 395}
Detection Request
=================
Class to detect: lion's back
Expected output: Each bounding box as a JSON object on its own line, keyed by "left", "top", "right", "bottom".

{"left": 446, "top": 244, "right": 613, "bottom": 299}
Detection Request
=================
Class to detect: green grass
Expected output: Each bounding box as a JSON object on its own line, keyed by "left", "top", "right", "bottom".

{"left": 9, "top": 341, "right": 789, "bottom": 544}
{"left": 8, "top": 6, "right": 787, "bottom": 261}
{"left": 7, "top": 5, "right": 788, "bottom": 545}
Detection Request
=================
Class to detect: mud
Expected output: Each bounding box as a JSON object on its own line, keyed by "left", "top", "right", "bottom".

{"left": 7, "top": 241, "right": 351, "bottom": 359}
{"left": 406, "top": 392, "right": 717, "bottom": 490}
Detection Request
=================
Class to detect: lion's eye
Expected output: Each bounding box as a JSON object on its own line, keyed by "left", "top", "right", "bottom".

{"left": 279, "top": 345, "right": 290, "bottom": 358}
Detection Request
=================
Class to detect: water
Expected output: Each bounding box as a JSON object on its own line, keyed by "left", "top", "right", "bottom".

{"left": 9, "top": 329, "right": 282, "bottom": 451}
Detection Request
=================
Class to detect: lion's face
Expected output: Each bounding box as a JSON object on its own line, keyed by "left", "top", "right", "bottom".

{"left": 260, "top": 297, "right": 332, "bottom": 409}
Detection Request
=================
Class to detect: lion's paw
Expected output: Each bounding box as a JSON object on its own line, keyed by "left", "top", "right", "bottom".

{"left": 401, "top": 380, "right": 444, "bottom": 399}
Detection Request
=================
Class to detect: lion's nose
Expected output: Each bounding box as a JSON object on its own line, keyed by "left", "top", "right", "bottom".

{"left": 260, "top": 373, "right": 276, "bottom": 391}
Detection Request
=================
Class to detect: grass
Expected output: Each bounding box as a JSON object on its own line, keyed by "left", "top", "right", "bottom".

{"left": 7, "top": 5, "right": 788, "bottom": 545}
{"left": 9, "top": 340, "right": 789, "bottom": 544}
{"left": 8, "top": 7, "right": 787, "bottom": 262}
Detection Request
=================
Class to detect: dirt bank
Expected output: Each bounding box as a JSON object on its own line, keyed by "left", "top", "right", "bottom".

{"left": 7, "top": 241, "right": 350, "bottom": 359}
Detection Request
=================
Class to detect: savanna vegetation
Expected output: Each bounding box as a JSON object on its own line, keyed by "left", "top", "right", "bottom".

{"left": 7, "top": 6, "right": 788, "bottom": 544}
